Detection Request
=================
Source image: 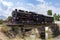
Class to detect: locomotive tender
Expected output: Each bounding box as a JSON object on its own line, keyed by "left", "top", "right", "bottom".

{"left": 11, "top": 9, "right": 54, "bottom": 24}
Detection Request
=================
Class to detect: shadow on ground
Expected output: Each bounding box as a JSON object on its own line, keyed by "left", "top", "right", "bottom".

{"left": 50, "top": 23, "right": 60, "bottom": 38}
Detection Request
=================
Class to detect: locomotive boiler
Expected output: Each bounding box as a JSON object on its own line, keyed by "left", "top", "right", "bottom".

{"left": 10, "top": 9, "right": 54, "bottom": 25}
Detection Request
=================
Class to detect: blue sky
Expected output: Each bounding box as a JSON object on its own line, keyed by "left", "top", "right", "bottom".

{"left": 0, "top": 0, "right": 60, "bottom": 19}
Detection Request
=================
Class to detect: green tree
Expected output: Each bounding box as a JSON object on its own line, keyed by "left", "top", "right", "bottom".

{"left": 47, "top": 10, "right": 52, "bottom": 15}
{"left": 0, "top": 19, "right": 3, "bottom": 24}
{"left": 8, "top": 16, "right": 12, "bottom": 19}
{"left": 55, "top": 16, "right": 59, "bottom": 21}
{"left": 6, "top": 16, "right": 12, "bottom": 21}
{"left": 53, "top": 13, "right": 60, "bottom": 21}
{"left": 58, "top": 14, "right": 60, "bottom": 21}
{"left": 53, "top": 13, "right": 56, "bottom": 16}
{"left": 53, "top": 13, "right": 56, "bottom": 20}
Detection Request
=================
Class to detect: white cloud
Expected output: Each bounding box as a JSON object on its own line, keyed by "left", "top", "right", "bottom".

{"left": 0, "top": 0, "right": 13, "bottom": 17}
{"left": 30, "top": 0, "right": 60, "bottom": 15}
{"left": 0, "top": 8, "right": 2, "bottom": 11}
{"left": 0, "top": 0, "right": 60, "bottom": 19}
{"left": 1, "top": 0, "right": 13, "bottom": 7}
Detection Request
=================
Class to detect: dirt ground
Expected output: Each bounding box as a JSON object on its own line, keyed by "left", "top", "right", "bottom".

{"left": 0, "top": 31, "right": 42, "bottom": 40}
{"left": 0, "top": 24, "right": 42, "bottom": 40}
{"left": 1, "top": 21, "right": 60, "bottom": 40}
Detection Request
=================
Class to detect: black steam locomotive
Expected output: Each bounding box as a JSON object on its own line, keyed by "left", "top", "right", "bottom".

{"left": 10, "top": 9, "right": 54, "bottom": 24}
